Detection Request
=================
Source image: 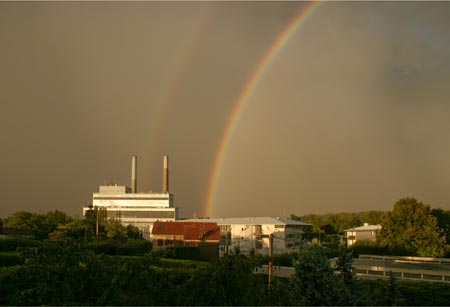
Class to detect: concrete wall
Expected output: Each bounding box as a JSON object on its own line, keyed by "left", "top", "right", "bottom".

{"left": 347, "top": 230, "right": 379, "bottom": 247}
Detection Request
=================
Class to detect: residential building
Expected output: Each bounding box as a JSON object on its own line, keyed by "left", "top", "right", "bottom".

{"left": 345, "top": 223, "right": 382, "bottom": 247}
{"left": 151, "top": 221, "right": 221, "bottom": 259}
{"left": 180, "top": 217, "right": 311, "bottom": 256}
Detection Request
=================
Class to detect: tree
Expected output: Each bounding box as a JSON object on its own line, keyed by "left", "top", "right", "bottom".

{"left": 3, "top": 211, "right": 35, "bottom": 230}
{"left": 126, "top": 224, "right": 141, "bottom": 239}
{"left": 291, "top": 244, "right": 338, "bottom": 305}
{"left": 84, "top": 206, "right": 108, "bottom": 238}
{"left": 34, "top": 210, "right": 73, "bottom": 240}
{"left": 54, "top": 219, "right": 94, "bottom": 243}
{"left": 183, "top": 252, "right": 267, "bottom": 306}
{"left": 431, "top": 208, "right": 450, "bottom": 245}
{"left": 3, "top": 210, "right": 73, "bottom": 240}
{"left": 378, "top": 198, "right": 446, "bottom": 257}
{"left": 335, "top": 248, "right": 355, "bottom": 286}
{"left": 105, "top": 220, "right": 127, "bottom": 240}
{"left": 384, "top": 271, "right": 404, "bottom": 306}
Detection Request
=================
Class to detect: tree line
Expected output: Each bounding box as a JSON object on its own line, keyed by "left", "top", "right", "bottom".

{"left": 0, "top": 208, "right": 140, "bottom": 242}
{"left": 292, "top": 197, "right": 450, "bottom": 257}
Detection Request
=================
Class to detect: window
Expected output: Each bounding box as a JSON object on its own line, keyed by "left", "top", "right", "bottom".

{"left": 157, "top": 239, "right": 163, "bottom": 246}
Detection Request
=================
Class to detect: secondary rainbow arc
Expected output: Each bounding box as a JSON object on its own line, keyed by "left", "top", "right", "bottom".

{"left": 147, "top": 4, "right": 217, "bottom": 149}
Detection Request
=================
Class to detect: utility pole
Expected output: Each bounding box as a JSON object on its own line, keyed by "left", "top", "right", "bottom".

{"left": 225, "top": 232, "right": 229, "bottom": 255}
{"left": 268, "top": 233, "right": 273, "bottom": 291}
{"left": 96, "top": 206, "right": 99, "bottom": 249}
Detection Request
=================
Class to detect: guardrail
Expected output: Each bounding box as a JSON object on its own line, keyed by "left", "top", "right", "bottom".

{"left": 353, "top": 264, "right": 450, "bottom": 283}
{"left": 359, "top": 254, "right": 450, "bottom": 265}
{"left": 255, "top": 255, "right": 450, "bottom": 283}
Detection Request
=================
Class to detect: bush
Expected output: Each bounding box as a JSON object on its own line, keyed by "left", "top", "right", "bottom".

{"left": 117, "top": 239, "right": 152, "bottom": 256}
{"left": 0, "top": 252, "right": 23, "bottom": 266}
{"left": 174, "top": 246, "right": 201, "bottom": 260}
{"left": 0, "top": 238, "right": 42, "bottom": 252}
{"left": 272, "top": 252, "right": 297, "bottom": 267}
{"left": 86, "top": 239, "right": 120, "bottom": 254}
{"left": 350, "top": 240, "right": 407, "bottom": 257}
{"left": 85, "top": 239, "right": 152, "bottom": 256}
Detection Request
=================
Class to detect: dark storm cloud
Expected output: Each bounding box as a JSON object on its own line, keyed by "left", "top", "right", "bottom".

{"left": 1, "top": 2, "right": 450, "bottom": 218}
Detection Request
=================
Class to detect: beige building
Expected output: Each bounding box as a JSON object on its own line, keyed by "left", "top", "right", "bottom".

{"left": 345, "top": 223, "right": 382, "bottom": 247}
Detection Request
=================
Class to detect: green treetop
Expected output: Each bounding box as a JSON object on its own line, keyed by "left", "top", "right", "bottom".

{"left": 378, "top": 198, "right": 446, "bottom": 257}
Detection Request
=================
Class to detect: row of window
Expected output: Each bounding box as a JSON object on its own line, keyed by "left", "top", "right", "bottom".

{"left": 106, "top": 210, "right": 175, "bottom": 219}
{"left": 156, "top": 239, "right": 197, "bottom": 247}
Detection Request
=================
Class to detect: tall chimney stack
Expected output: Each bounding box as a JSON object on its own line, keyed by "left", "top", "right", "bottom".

{"left": 163, "top": 155, "right": 169, "bottom": 193}
{"left": 131, "top": 155, "right": 137, "bottom": 193}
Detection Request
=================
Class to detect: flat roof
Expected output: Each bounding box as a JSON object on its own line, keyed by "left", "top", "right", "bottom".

{"left": 93, "top": 193, "right": 173, "bottom": 199}
{"left": 345, "top": 224, "right": 382, "bottom": 232}
{"left": 179, "top": 217, "right": 310, "bottom": 226}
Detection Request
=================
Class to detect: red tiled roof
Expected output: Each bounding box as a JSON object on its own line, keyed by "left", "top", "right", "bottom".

{"left": 152, "top": 221, "right": 220, "bottom": 242}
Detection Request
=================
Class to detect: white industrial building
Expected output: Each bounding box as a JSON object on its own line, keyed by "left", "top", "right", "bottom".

{"left": 180, "top": 217, "right": 311, "bottom": 256}
{"left": 83, "top": 155, "right": 178, "bottom": 239}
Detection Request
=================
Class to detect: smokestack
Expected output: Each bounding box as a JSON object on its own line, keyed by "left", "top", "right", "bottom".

{"left": 163, "top": 155, "right": 169, "bottom": 193}
{"left": 131, "top": 155, "right": 137, "bottom": 193}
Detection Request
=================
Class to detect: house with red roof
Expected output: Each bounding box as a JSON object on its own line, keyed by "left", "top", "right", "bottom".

{"left": 151, "top": 221, "right": 221, "bottom": 257}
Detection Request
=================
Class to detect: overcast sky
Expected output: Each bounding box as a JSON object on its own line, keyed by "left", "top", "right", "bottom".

{"left": 1, "top": 1, "right": 450, "bottom": 219}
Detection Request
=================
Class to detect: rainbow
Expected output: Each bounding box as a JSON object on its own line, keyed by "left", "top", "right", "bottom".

{"left": 148, "top": 3, "right": 217, "bottom": 147}
{"left": 204, "top": 1, "right": 322, "bottom": 217}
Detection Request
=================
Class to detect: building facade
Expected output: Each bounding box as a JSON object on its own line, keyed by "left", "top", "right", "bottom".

{"left": 345, "top": 223, "right": 382, "bottom": 247}
{"left": 151, "top": 221, "right": 220, "bottom": 248}
{"left": 180, "top": 217, "right": 311, "bottom": 256}
{"left": 83, "top": 155, "right": 178, "bottom": 239}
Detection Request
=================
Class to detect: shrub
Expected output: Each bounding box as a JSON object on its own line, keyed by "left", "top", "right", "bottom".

{"left": 0, "top": 252, "right": 23, "bottom": 266}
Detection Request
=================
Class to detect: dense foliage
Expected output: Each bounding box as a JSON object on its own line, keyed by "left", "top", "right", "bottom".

{"left": 292, "top": 198, "right": 450, "bottom": 257}
{"left": 2, "top": 201, "right": 450, "bottom": 305}
{"left": 291, "top": 210, "right": 386, "bottom": 241}
{"left": 2, "top": 208, "right": 141, "bottom": 243}
{"left": 378, "top": 198, "right": 448, "bottom": 257}
{"left": 1, "top": 237, "right": 450, "bottom": 305}
{"left": 3, "top": 210, "right": 73, "bottom": 240}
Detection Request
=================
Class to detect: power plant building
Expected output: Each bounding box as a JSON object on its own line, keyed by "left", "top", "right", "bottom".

{"left": 83, "top": 155, "right": 178, "bottom": 239}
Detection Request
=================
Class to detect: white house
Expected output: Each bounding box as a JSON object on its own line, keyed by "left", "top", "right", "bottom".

{"left": 345, "top": 223, "right": 382, "bottom": 247}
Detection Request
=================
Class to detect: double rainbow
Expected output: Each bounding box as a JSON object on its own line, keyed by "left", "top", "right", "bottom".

{"left": 204, "top": 1, "right": 322, "bottom": 217}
